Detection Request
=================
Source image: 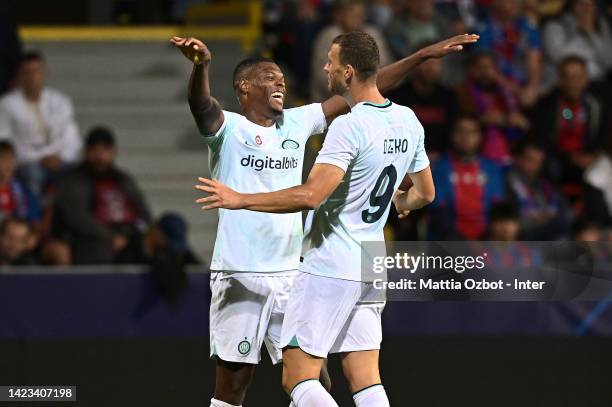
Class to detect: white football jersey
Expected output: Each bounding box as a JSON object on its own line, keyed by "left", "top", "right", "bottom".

{"left": 205, "top": 104, "right": 326, "bottom": 272}
{"left": 300, "top": 100, "right": 429, "bottom": 281}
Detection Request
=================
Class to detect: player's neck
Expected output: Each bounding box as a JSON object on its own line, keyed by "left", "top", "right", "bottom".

{"left": 347, "top": 81, "right": 386, "bottom": 106}
{"left": 243, "top": 107, "right": 277, "bottom": 127}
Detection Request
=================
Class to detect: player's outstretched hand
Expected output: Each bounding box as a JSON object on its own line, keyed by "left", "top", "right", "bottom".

{"left": 420, "top": 34, "right": 479, "bottom": 59}
{"left": 170, "top": 36, "right": 211, "bottom": 65}
{"left": 195, "top": 177, "right": 243, "bottom": 210}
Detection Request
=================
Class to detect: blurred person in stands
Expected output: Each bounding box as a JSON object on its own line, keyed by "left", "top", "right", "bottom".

{"left": 429, "top": 115, "right": 505, "bottom": 240}
{"left": 145, "top": 212, "right": 200, "bottom": 265}
{"left": 0, "top": 217, "right": 35, "bottom": 266}
{"left": 457, "top": 52, "right": 529, "bottom": 166}
{"left": 484, "top": 202, "right": 544, "bottom": 269}
{"left": 542, "top": 0, "right": 612, "bottom": 92}
{"left": 488, "top": 202, "right": 521, "bottom": 241}
{"left": 505, "top": 141, "right": 569, "bottom": 239}
{"left": 531, "top": 56, "right": 606, "bottom": 203}
{"left": 310, "top": 0, "right": 392, "bottom": 101}
{"left": 386, "top": 44, "right": 458, "bottom": 160}
{"left": 52, "top": 127, "right": 151, "bottom": 264}
{"left": 572, "top": 217, "right": 603, "bottom": 241}
{"left": 0, "top": 19, "right": 22, "bottom": 94}
{"left": 0, "top": 51, "right": 81, "bottom": 196}
{"left": 0, "top": 141, "right": 40, "bottom": 227}
{"left": 475, "top": 0, "right": 542, "bottom": 107}
{"left": 385, "top": 0, "right": 451, "bottom": 59}
{"left": 583, "top": 138, "right": 612, "bottom": 227}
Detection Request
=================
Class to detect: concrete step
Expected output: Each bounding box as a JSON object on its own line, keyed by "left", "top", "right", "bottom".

{"left": 53, "top": 77, "right": 186, "bottom": 105}
{"left": 75, "top": 104, "right": 194, "bottom": 133}
{"left": 28, "top": 41, "right": 243, "bottom": 79}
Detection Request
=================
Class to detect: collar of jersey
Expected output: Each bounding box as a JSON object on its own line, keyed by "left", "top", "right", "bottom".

{"left": 359, "top": 99, "right": 392, "bottom": 109}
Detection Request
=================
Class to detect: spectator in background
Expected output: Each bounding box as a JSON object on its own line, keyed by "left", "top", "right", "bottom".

{"left": 145, "top": 212, "right": 200, "bottom": 265}
{"left": 53, "top": 127, "right": 151, "bottom": 264}
{"left": 429, "top": 116, "right": 504, "bottom": 240}
{"left": 310, "top": 0, "right": 391, "bottom": 101}
{"left": 531, "top": 56, "right": 606, "bottom": 202}
{"left": 583, "top": 139, "right": 612, "bottom": 227}
{"left": 385, "top": 0, "right": 450, "bottom": 60}
{"left": 0, "top": 52, "right": 81, "bottom": 196}
{"left": 0, "top": 217, "right": 35, "bottom": 266}
{"left": 572, "top": 217, "right": 602, "bottom": 241}
{"left": 457, "top": 52, "right": 529, "bottom": 166}
{"left": 386, "top": 48, "right": 458, "bottom": 159}
{"left": 475, "top": 0, "right": 542, "bottom": 107}
{"left": 505, "top": 142, "right": 569, "bottom": 239}
{"left": 542, "top": 0, "right": 612, "bottom": 92}
{"left": 488, "top": 202, "right": 520, "bottom": 241}
{"left": 0, "top": 19, "right": 22, "bottom": 94}
{"left": 0, "top": 141, "right": 40, "bottom": 226}
{"left": 368, "top": 0, "right": 393, "bottom": 29}
{"left": 484, "top": 202, "right": 544, "bottom": 269}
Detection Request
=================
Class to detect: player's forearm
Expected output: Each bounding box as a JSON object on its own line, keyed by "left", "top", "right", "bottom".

{"left": 377, "top": 49, "right": 427, "bottom": 94}
{"left": 396, "top": 186, "right": 434, "bottom": 212}
{"left": 240, "top": 187, "right": 319, "bottom": 213}
{"left": 188, "top": 63, "right": 222, "bottom": 134}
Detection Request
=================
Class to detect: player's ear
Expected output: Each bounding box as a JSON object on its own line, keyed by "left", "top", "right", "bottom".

{"left": 238, "top": 78, "right": 249, "bottom": 95}
{"left": 345, "top": 65, "right": 354, "bottom": 85}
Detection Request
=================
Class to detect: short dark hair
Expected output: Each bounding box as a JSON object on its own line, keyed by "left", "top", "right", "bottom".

{"left": 21, "top": 51, "right": 44, "bottom": 64}
{"left": 515, "top": 139, "right": 545, "bottom": 156}
{"left": 332, "top": 31, "right": 380, "bottom": 82}
{"left": 572, "top": 217, "right": 600, "bottom": 237}
{"left": 86, "top": 126, "right": 115, "bottom": 148}
{"left": 558, "top": 55, "right": 587, "bottom": 72}
{"left": 232, "top": 56, "right": 276, "bottom": 93}
{"left": 453, "top": 114, "right": 482, "bottom": 131}
{"left": 0, "top": 141, "right": 15, "bottom": 156}
{"left": 489, "top": 202, "right": 519, "bottom": 223}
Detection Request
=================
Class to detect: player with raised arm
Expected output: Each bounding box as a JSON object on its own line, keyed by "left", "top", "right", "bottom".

{"left": 172, "top": 32, "right": 476, "bottom": 407}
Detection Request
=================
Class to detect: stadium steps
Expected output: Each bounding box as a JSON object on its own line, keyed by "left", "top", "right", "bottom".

{"left": 25, "top": 40, "right": 245, "bottom": 262}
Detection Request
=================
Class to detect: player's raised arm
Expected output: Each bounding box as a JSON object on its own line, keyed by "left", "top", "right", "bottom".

{"left": 320, "top": 34, "right": 479, "bottom": 125}
{"left": 170, "top": 36, "right": 224, "bottom": 135}
{"left": 195, "top": 163, "right": 345, "bottom": 213}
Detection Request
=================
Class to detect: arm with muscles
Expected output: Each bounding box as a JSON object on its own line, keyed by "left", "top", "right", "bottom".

{"left": 196, "top": 115, "right": 356, "bottom": 212}
{"left": 170, "top": 37, "right": 224, "bottom": 135}
{"left": 196, "top": 163, "right": 345, "bottom": 213}
{"left": 393, "top": 166, "right": 436, "bottom": 219}
{"left": 320, "top": 34, "right": 480, "bottom": 124}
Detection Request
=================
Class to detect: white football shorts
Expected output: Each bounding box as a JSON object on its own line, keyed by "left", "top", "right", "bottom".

{"left": 280, "top": 272, "right": 385, "bottom": 358}
{"left": 209, "top": 270, "right": 297, "bottom": 365}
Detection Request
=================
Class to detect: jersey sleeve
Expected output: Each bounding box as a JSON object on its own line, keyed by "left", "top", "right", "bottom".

{"left": 314, "top": 115, "right": 357, "bottom": 173}
{"left": 203, "top": 110, "right": 240, "bottom": 152}
{"left": 408, "top": 119, "right": 430, "bottom": 174}
{"left": 284, "top": 103, "right": 327, "bottom": 140}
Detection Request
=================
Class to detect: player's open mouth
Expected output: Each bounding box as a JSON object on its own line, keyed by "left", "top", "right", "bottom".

{"left": 271, "top": 92, "right": 284, "bottom": 102}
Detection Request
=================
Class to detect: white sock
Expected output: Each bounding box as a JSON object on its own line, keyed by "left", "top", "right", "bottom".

{"left": 210, "top": 398, "right": 241, "bottom": 407}
{"left": 291, "top": 379, "right": 338, "bottom": 407}
{"left": 353, "top": 384, "right": 390, "bottom": 407}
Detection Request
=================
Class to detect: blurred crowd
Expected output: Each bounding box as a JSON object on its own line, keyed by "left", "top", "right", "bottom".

{"left": 0, "top": 40, "right": 199, "bottom": 267}
{"left": 266, "top": 0, "right": 612, "bottom": 244}
{"left": 1, "top": 0, "right": 611, "bottom": 268}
